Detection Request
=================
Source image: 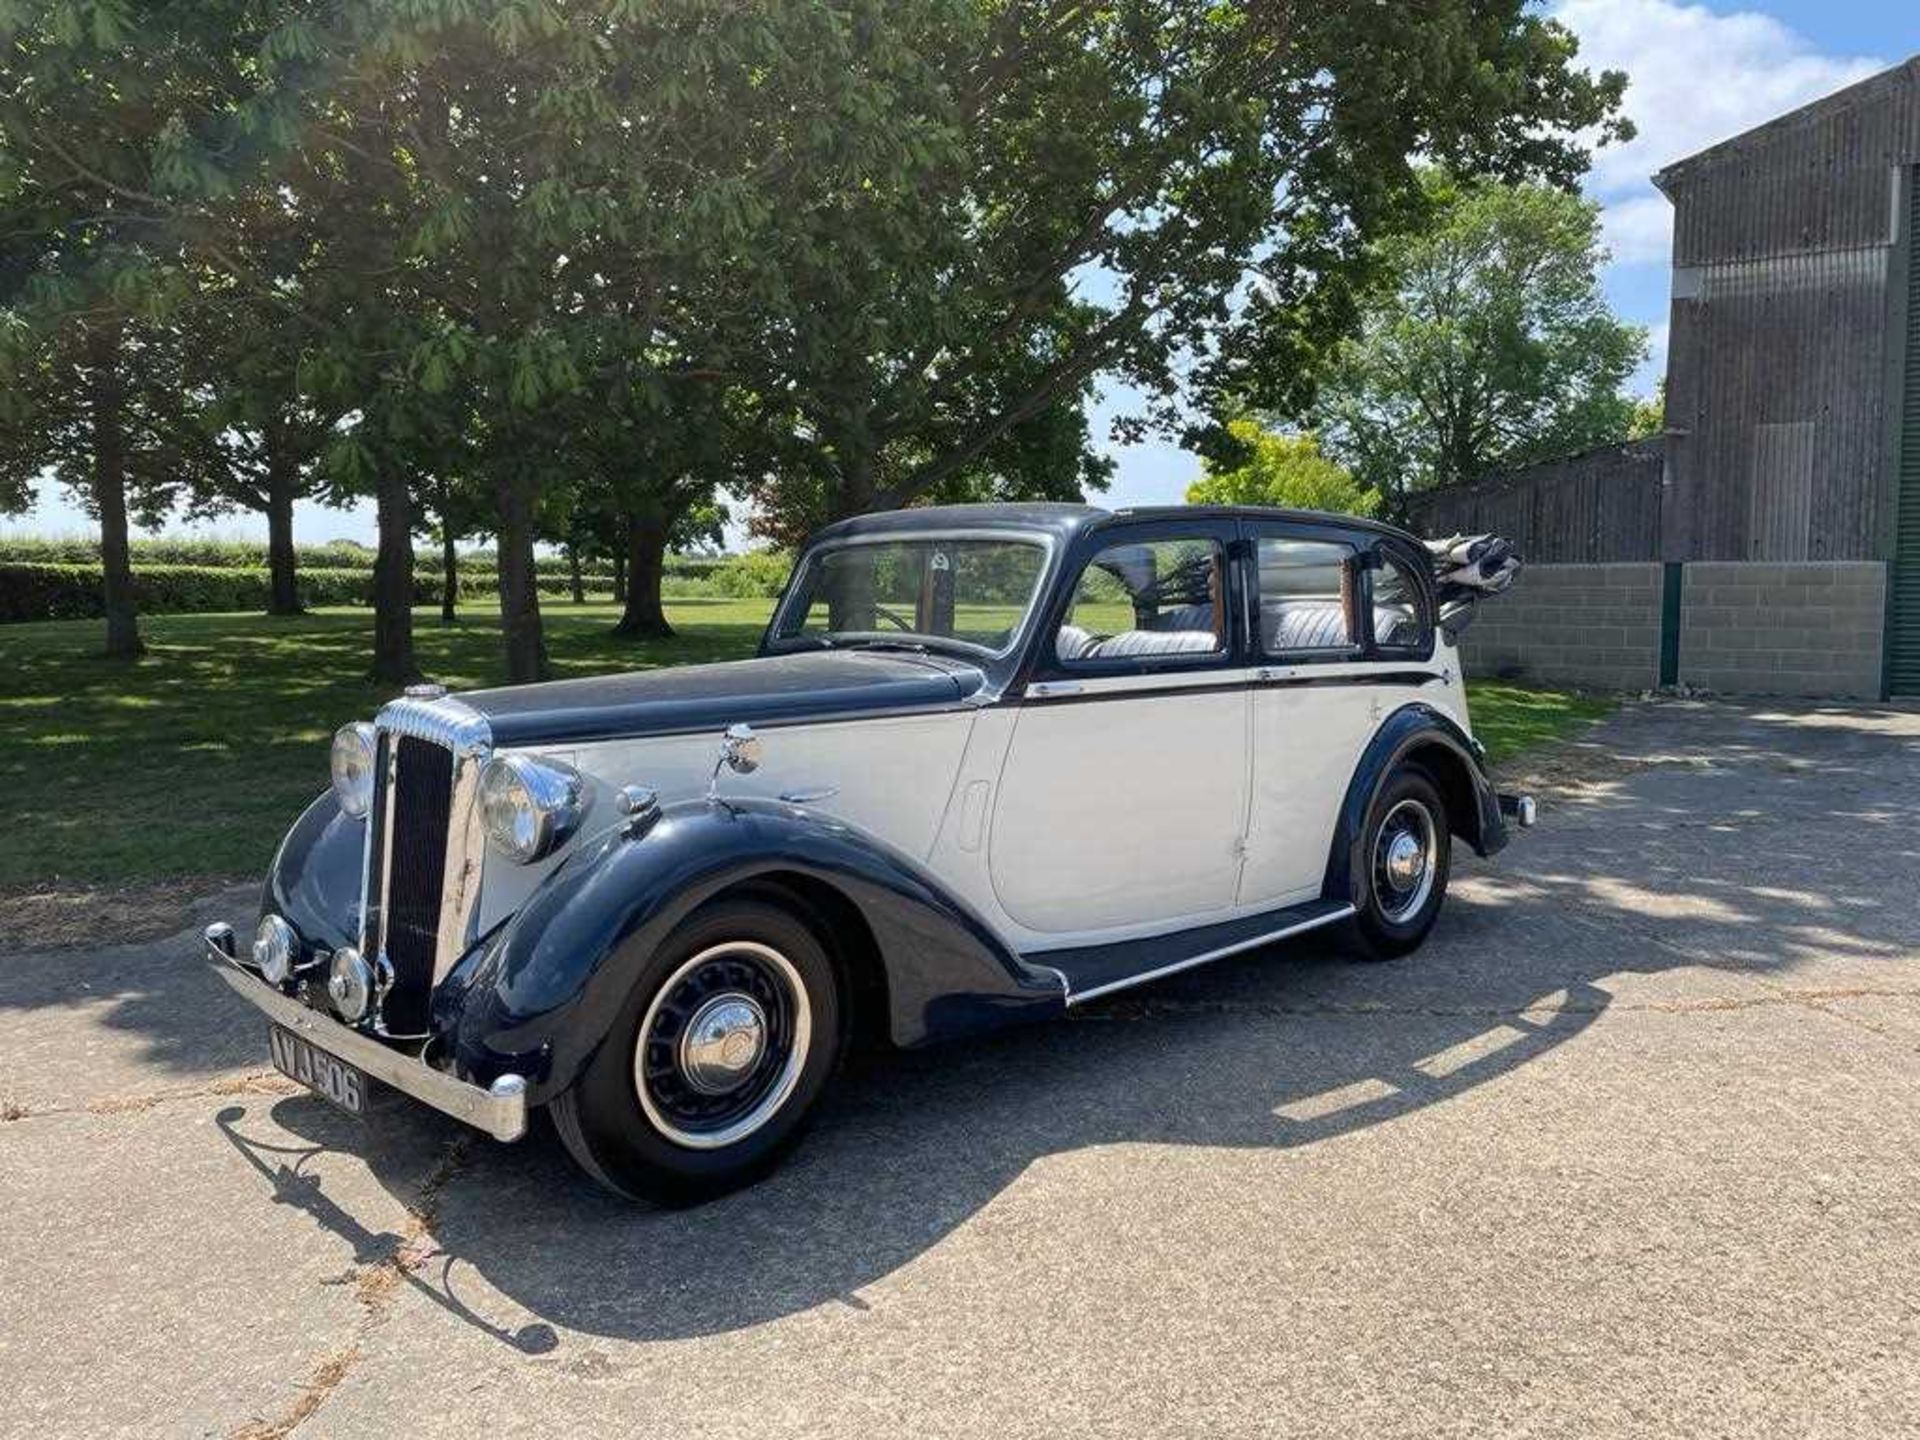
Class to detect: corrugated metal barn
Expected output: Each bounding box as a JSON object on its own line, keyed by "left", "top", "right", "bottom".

{"left": 1410, "top": 55, "right": 1920, "bottom": 700}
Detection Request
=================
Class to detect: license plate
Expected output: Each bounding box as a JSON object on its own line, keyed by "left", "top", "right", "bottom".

{"left": 268, "top": 1024, "right": 368, "bottom": 1118}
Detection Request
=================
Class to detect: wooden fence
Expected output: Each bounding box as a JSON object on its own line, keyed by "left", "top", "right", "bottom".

{"left": 1402, "top": 439, "right": 1667, "bottom": 562}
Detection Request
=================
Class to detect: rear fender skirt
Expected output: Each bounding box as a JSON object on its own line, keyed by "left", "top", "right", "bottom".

{"left": 433, "top": 798, "right": 1063, "bottom": 1100}
{"left": 1323, "top": 704, "right": 1509, "bottom": 907}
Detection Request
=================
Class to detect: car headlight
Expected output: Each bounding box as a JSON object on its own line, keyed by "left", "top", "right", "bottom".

{"left": 330, "top": 723, "right": 378, "bottom": 819}
{"left": 479, "top": 754, "right": 588, "bottom": 864}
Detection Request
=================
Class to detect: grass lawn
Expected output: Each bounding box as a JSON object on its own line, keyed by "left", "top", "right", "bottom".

{"left": 0, "top": 601, "right": 1612, "bottom": 890}
{"left": 1465, "top": 680, "right": 1616, "bottom": 765}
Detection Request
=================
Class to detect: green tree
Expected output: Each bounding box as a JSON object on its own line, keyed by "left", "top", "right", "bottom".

{"left": 1628, "top": 380, "right": 1667, "bottom": 440}
{"left": 744, "top": 0, "right": 1627, "bottom": 541}
{"left": 1187, "top": 421, "right": 1379, "bottom": 516}
{"left": 0, "top": 0, "right": 271, "bottom": 655}
{"left": 1300, "top": 171, "right": 1647, "bottom": 511}
{"left": 179, "top": 261, "right": 343, "bottom": 616}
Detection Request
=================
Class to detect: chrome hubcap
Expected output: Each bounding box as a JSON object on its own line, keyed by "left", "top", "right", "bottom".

{"left": 678, "top": 994, "right": 769, "bottom": 1095}
{"left": 1384, "top": 830, "right": 1426, "bottom": 890}
{"left": 1374, "top": 798, "right": 1438, "bottom": 923}
{"left": 634, "top": 941, "right": 811, "bottom": 1151}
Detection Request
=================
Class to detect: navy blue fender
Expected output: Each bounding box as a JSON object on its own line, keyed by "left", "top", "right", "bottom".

{"left": 1323, "top": 703, "right": 1509, "bottom": 907}
{"left": 432, "top": 798, "right": 1066, "bottom": 1101}
{"left": 262, "top": 791, "right": 363, "bottom": 954}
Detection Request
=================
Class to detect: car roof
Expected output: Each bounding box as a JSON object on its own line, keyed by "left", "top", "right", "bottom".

{"left": 809, "top": 501, "right": 1421, "bottom": 548}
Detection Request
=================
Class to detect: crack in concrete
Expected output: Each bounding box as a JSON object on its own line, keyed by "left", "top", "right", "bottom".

{"left": 0, "top": 1068, "right": 302, "bottom": 1124}
{"left": 227, "top": 1133, "right": 474, "bottom": 1440}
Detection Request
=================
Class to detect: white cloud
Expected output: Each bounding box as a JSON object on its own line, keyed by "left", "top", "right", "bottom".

{"left": 1556, "top": 0, "right": 1885, "bottom": 198}
{"left": 1600, "top": 193, "right": 1675, "bottom": 265}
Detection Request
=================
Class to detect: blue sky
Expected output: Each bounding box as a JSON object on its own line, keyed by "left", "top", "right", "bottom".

{"left": 17, "top": 0, "right": 1917, "bottom": 546}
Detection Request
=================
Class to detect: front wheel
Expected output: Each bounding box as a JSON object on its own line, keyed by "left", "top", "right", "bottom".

{"left": 1345, "top": 765, "right": 1451, "bottom": 960}
{"left": 551, "top": 898, "right": 843, "bottom": 1204}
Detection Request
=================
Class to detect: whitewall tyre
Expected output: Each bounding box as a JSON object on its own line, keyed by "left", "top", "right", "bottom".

{"left": 552, "top": 898, "right": 843, "bottom": 1204}
{"left": 1346, "top": 765, "right": 1451, "bottom": 960}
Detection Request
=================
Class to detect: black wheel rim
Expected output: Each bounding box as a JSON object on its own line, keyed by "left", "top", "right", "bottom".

{"left": 632, "top": 941, "right": 811, "bottom": 1150}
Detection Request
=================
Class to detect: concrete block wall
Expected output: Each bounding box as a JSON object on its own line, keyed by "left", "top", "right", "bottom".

{"left": 1677, "top": 561, "right": 1886, "bottom": 700}
{"left": 1456, "top": 563, "right": 1664, "bottom": 692}
{"left": 1457, "top": 559, "right": 1890, "bottom": 700}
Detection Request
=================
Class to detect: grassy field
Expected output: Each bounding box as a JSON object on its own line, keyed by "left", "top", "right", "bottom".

{"left": 0, "top": 601, "right": 1613, "bottom": 890}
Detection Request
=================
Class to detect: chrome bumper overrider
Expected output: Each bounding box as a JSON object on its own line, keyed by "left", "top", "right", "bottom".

{"left": 205, "top": 924, "right": 527, "bottom": 1143}
{"left": 1498, "top": 792, "right": 1538, "bottom": 828}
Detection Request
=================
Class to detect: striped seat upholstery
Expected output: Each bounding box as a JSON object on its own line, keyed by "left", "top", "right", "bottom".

{"left": 1088, "top": 628, "right": 1219, "bottom": 659}
{"left": 1263, "top": 600, "right": 1350, "bottom": 652}
{"left": 1055, "top": 622, "right": 1219, "bottom": 661}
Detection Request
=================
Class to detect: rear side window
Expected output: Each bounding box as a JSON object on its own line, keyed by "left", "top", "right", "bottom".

{"left": 1370, "top": 551, "right": 1433, "bottom": 655}
{"left": 1255, "top": 539, "right": 1357, "bottom": 657}
{"left": 1057, "top": 537, "right": 1226, "bottom": 664}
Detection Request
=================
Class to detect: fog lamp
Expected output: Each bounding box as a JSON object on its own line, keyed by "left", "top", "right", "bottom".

{"left": 253, "top": 914, "right": 298, "bottom": 986}
{"left": 327, "top": 945, "right": 374, "bottom": 1022}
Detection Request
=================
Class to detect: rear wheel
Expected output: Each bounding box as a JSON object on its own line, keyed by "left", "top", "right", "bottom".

{"left": 1346, "top": 765, "right": 1450, "bottom": 960}
{"left": 552, "top": 898, "right": 843, "bottom": 1204}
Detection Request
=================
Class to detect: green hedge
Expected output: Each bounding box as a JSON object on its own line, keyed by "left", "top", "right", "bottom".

{"left": 0, "top": 535, "right": 711, "bottom": 581}
{"left": 0, "top": 563, "right": 621, "bottom": 623}
{"left": 660, "top": 549, "right": 792, "bottom": 599}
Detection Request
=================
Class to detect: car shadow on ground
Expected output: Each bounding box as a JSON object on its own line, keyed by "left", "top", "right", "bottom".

{"left": 212, "top": 887, "right": 1621, "bottom": 1351}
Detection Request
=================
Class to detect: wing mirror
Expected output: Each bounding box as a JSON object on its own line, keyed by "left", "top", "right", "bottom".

{"left": 708, "top": 723, "right": 765, "bottom": 802}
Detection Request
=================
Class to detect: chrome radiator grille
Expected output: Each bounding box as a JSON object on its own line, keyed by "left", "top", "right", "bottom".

{"left": 381, "top": 737, "right": 454, "bottom": 1031}
{"left": 359, "top": 701, "right": 490, "bottom": 1036}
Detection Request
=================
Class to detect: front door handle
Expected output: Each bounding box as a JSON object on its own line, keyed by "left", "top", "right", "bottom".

{"left": 1027, "top": 681, "right": 1085, "bottom": 699}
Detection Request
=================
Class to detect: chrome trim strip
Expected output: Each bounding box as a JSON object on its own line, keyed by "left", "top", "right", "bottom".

{"left": 374, "top": 733, "right": 401, "bottom": 955}
{"left": 373, "top": 693, "right": 492, "bottom": 757}
{"left": 211, "top": 950, "right": 527, "bottom": 1143}
{"left": 435, "top": 749, "right": 487, "bottom": 984}
{"left": 1060, "top": 904, "right": 1356, "bottom": 1006}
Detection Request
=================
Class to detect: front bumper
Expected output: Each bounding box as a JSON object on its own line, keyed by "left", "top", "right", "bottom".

{"left": 206, "top": 923, "right": 528, "bottom": 1143}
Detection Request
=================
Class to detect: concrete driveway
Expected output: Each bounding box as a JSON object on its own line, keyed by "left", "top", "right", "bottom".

{"left": 3, "top": 700, "right": 1918, "bottom": 1439}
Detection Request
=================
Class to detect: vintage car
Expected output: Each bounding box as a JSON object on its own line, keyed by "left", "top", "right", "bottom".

{"left": 207, "top": 503, "right": 1532, "bottom": 1202}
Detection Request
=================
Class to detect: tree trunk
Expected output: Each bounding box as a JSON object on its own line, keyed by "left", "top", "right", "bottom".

{"left": 567, "top": 543, "right": 585, "bottom": 605}
{"left": 494, "top": 468, "right": 550, "bottom": 683}
{"left": 612, "top": 545, "right": 627, "bottom": 603}
{"left": 440, "top": 527, "right": 458, "bottom": 625}
{"left": 371, "top": 462, "right": 419, "bottom": 685}
{"left": 264, "top": 454, "right": 301, "bottom": 616}
{"left": 831, "top": 435, "right": 879, "bottom": 520}
{"left": 88, "top": 326, "right": 143, "bottom": 659}
{"left": 613, "top": 503, "right": 675, "bottom": 639}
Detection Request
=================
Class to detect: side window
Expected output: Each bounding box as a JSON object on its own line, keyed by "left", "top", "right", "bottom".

{"left": 1255, "top": 538, "right": 1358, "bottom": 657}
{"left": 1057, "top": 537, "right": 1226, "bottom": 664}
{"left": 1370, "top": 550, "right": 1433, "bottom": 654}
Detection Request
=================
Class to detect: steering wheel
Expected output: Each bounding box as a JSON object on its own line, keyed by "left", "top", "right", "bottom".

{"left": 872, "top": 605, "right": 917, "bottom": 633}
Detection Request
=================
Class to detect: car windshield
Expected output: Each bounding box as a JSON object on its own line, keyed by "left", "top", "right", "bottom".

{"left": 769, "top": 536, "right": 1050, "bottom": 658}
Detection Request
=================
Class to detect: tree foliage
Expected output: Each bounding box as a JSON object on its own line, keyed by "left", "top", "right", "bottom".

{"left": 1628, "top": 380, "right": 1667, "bottom": 440}
{"left": 1187, "top": 421, "right": 1379, "bottom": 517}
{"left": 0, "top": 0, "right": 1630, "bottom": 680}
{"left": 1295, "top": 171, "right": 1646, "bottom": 511}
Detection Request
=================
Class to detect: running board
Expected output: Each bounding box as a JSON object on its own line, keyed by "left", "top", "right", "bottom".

{"left": 1031, "top": 899, "right": 1356, "bottom": 1006}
